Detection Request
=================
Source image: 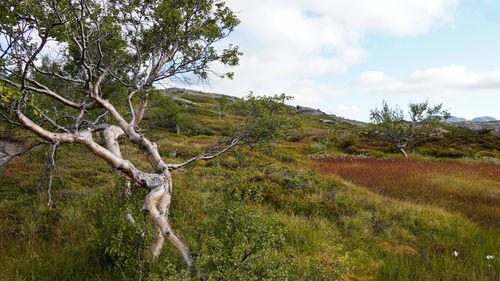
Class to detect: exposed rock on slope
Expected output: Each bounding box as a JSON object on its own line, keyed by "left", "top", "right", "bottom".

{"left": 294, "top": 105, "right": 325, "bottom": 116}
{"left": 445, "top": 121, "right": 500, "bottom": 137}
{"left": 163, "top": 87, "right": 370, "bottom": 127}
{"left": 168, "top": 95, "right": 200, "bottom": 106}
{"left": 0, "top": 139, "right": 25, "bottom": 171}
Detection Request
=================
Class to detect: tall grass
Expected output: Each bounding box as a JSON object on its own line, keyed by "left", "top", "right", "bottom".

{"left": 314, "top": 157, "right": 500, "bottom": 230}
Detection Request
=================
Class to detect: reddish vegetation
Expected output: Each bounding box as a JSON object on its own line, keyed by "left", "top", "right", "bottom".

{"left": 314, "top": 157, "right": 500, "bottom": 229}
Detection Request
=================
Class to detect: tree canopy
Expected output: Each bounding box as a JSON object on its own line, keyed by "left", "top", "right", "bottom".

{"left": 1, "top": 0, "right": 240, "bottom": 115}
{"left": 370, "top": 100, "right": 450, "bottom": 157}
{"left": 0, "top": 0, "right": 247, "bottom": 269}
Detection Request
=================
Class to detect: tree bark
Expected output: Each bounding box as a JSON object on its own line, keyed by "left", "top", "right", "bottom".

{"left": 14, "top": 110, "right": 193, "bottom": 266}
{"left": 102, "top": 125, "right": 192, "bottom": 266}
{"left": 141, "top": 178, "right": 192, "bottom": 266}
{"left": 399, "top": 147, "right": 408, "bottom": 158}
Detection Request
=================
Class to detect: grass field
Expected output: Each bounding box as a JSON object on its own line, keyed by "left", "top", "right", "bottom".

{"left": 314, "top": 157, "right": 500, "bottom": 229}
{"left": 1, "top": 93, "right": 499, "bottom": 280}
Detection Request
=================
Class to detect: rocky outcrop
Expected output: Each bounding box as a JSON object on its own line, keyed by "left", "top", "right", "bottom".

{"left": 294, "top": 105, "right": 325, "bottom": 116}
{"left": 169, "top": 95, "right": 200, "bottom": 106}
{"left": 162, "top": 88, "right": 369, "bottom": 127}
{"left": 292, "top": 106, "right": 368, "bottom": 127}
{"left": 0, "top": 139, "right": 26, "bottom": 171}
{"left": 445, "top": 121, "right": 500, "bottom": 137}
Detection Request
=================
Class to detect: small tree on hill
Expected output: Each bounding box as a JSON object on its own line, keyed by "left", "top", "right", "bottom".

{"left": 216, "top": 96, "right": 231, "bottom": 120}
{"left": 370, "top": 100, "right": 450, "bottom": 157}
{"left": 0, "top": 0, "right": 295, "bottom": 271}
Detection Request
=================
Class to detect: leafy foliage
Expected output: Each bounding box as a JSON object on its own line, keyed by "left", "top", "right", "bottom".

{"left": 370, "top": 100, "right": 449, "bottom": 154}
{"left": 0, "top": 0, "right": 241, "bottom": 123}
{"left": 231, "top": 93, "right": 300, "bottom": 152}
{"left": 84, "top": 178, "right": 149, "bottom": 271}
{"left": 1, "top": 102, "right": 499, "bottom": 280}
{"left": 190, "top": 201, "right": 290, "bottom": 280}
{"left": 149, "top": 94, "right": 182, "bottom": 130}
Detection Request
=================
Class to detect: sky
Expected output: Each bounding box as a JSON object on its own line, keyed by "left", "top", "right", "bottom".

{"left": 182, "top": 0, "right": 500, "bottom": 122}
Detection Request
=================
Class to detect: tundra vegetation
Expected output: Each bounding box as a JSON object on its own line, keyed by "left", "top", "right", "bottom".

{"left": 1, "top": 1, "right": 500, "bottom": 281}
{"left": 1, "top": 89, "right": 499, "bottom": 280}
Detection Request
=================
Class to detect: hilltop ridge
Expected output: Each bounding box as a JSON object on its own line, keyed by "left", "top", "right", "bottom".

{"left": 162, "top": 87, "right": 369, "bottom": 127}
{"left": 162, "top": 87, "right": 500, "bottom": 135}
{"left": 447, "top": 116, "right": 497, "bottom": 122}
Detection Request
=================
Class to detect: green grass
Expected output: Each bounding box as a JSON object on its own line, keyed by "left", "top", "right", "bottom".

{"left": 1, "top": 93, "right": 499, "bottom": 280}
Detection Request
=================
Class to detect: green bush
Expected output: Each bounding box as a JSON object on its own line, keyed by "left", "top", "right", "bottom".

{"left": 190, "top": 201, "right": 290, "bottom": 280}
{"left": 150, "top": 95, "right": 182, "bottom": 130}
{"left": 307, "top": 142, "right": 327, "bottom": 153}
{"left": 272, "top": 167, "right": 319, "bottom": 190}
{"left": 286, "top": 132, "right": 315, "bottom": 142}
{"left": 184, "top": 125, "right": 216, "bottom": 136}
{"left": 337, "top": 133, "right": 359, "bottom": 149}
{"left": 83, "top": 178, "right": 150, "bottom": 273}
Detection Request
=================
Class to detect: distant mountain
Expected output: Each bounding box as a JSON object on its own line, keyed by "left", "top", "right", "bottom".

{"left": 446, "top": 116, "right": 468, "bottom": 122}
{"left": 469, "top": 116, "right": 497, "bottom": 122}
{"left": 446, "top": 116, "right": 497, "bottom": 123}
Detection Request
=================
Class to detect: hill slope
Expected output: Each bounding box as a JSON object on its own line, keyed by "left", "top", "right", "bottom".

{"left": 0, "top": 90, "right": 499, "bottom": 280}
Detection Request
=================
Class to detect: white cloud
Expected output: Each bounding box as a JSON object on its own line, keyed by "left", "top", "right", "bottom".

{"left": 332, "top": 104, "right": 361, "bottom": 117}
{"left": 184, "top": 0, "right": 458, "bottom": 116}
{"left": 302, "top": 0, "right": 457, "bottom": 36}
{"left": 359, "top": 65, "right": 500, "bottom": 93}
{"left": 358, "top": 71, "right": 393, "bottom": 84}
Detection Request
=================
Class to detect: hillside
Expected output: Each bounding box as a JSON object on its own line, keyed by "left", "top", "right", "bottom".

{"left": 1, "top": 90, "right": 499, "bottom": 281}
{"left": 447, "top": 116, "right": 497, "bottom": 123}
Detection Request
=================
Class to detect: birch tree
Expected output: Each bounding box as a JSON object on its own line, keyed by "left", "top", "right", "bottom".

{"left": 370, "top": 101, "right": 450, "bottom": 157}
{"left": 0, "top": 0, "right": 260, "bottom": 268}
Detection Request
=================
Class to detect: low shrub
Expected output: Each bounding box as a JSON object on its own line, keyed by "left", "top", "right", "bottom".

{"left": 307, "top": 142, "right": 328, "bottom": 154}
{"left": 83, "top": 178, "right": 150, "bottom": 274}
{"left": 337, "top": 132, "right": 359, "bottom": 149}
{"left": 189, "top": 201, "right": 290, "bottom": 280}
{"left": 286, "top": 132, "right": 315, "bottom": 142}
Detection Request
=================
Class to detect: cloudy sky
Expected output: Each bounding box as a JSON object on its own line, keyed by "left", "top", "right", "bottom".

{"left": 186, "top": 0, "right": 500, "bottom": 121}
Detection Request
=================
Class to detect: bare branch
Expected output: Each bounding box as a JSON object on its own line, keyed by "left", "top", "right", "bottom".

{"left": 108, "top": 71, "right": 133, "bottom": 88}
{"left": 0, "top": 76, "right": 83, "bottom": 109}
{"left": 0, "top": 111, "right": 23, "bottom": 127}
{"left": 133, "top": 100, "right": 148, "bottom": 127}
{"left": 167, "top": 134, "right": 246, "bottom": 171}
{"left": 91, "top": 110, "right": 108, "bottom": 126}
{"left": 41, "top": 112, "right": 70, "bottom": 133}
{"left": 1, "top": 0, "right": 242, "bottom": 268}
{"left": 127, "top": 89, "right": 140, "bottom": 124}
{"left": 95, "top": 97, "right": 167, "bottom": 173}
{"left": 45, "top": 141, "right": 60, "bottom": 206}
{"left": 31, "top": 64, "right": 86, "bottom": 84}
